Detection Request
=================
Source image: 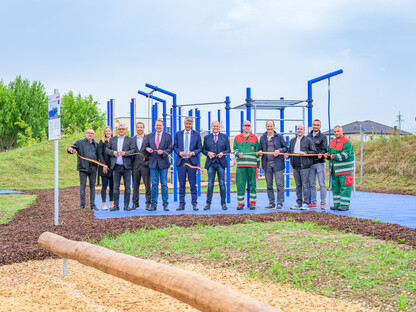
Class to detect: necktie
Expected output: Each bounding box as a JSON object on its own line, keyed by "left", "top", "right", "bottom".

{"left": 185, "top": 131, "right": 189, "bottom": 155}
{"left": 156, "top": 133, "right": 160, "bottom": 149}
{"left": 214, "top": 134, "right": 217, "bottom": 143}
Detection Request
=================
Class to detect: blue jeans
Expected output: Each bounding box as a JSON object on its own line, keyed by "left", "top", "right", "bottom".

{"left": 206, "top": 163, "right": 226, "bottom": 205}
{"left": 309, "top": 162, "right": 327, "bottom": 204}
{"left": 150, "top": 167, "right": 169, "bottom": 206}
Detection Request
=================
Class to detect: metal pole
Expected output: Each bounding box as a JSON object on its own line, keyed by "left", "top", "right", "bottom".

{"left": 246, "top": 88, "right": 252, "bottom": 208}
{"left": 208, "top": 111, "right": 211, "bottom": 134}
{"left": 360, "top": 125, "right": 363, "bottom": 184}
{"left": 225, "top": 96, "right": 231, "bottom": 204}
{"left": 196, "top": 109, "right": 201, "bottom": 197}
{"left": 130, "top": 98, "right": 136, "bottom": 137}
{"left": 107, "top": 101, "right": 110, "bottom": 126}
{"left": 54, "top": 89, "right": 59, "bottom": 226}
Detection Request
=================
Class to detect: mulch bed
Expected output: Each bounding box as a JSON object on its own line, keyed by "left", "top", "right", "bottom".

{"left": 1, "top": 186, "right": 416, "bottom": 266}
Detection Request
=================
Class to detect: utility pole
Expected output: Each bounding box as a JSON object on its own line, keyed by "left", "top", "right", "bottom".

{"left": 396, "top": 111, "right": 404, "bottom": 132}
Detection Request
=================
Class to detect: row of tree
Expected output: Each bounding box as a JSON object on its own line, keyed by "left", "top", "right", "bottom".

{"left": 0, "top": 76, "right": 106, "bottom": 151}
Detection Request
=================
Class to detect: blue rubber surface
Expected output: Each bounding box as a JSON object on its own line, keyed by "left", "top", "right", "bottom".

{"left": 93, "top": 191, "right": 416, "bottom": 228}
{"left": 0, "top": 190, "right": 22, "bottom": 194}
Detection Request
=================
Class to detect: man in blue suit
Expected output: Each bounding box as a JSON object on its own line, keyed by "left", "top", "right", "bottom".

{"left": 202, "top": 121, "right": 231, "bottom": 210}
{"left": 145, "top": 120, "right": 173, "bottom": 211}
{"left": 174, "top": 117, "right": 202, "bottom": 211}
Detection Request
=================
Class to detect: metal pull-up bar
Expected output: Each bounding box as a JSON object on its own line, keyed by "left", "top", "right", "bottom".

{"left": 307, "top": 69, "right": 343, "bottom": 129}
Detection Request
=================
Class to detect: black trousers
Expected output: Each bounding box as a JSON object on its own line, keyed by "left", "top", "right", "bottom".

{"left": 113, "top": 164, "right": 131, "bottom": 208}
{"left": 79, "top": 165, "right": 97, "bottom": 207}
{"left": 101, "top": 175, "right": 114, "bottom": 202}
{"left": 132, "top": 165, "right": 151, "bottom": 205}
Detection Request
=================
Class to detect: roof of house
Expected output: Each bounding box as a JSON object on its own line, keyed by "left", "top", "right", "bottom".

{"left": 323, "top": 120, "right": 411, "bottom": 135}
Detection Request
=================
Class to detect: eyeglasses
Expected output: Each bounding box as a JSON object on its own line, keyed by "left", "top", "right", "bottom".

{"left": 86, "top": 132, "right": 94, "bottom": 134}
{"left": 243, "top": 125, "right": 251, "bottom": 127}
{"left": 118, "top": 128, "right": 126, "bottom": 131}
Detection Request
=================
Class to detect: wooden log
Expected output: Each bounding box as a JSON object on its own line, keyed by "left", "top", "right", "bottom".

{"left": 38, "top": 232, "right": 282, "bottom": 312}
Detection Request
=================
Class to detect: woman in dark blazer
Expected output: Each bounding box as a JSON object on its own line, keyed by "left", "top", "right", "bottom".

{"left": 98, "top": 126, "right": 114, "bottom": 210}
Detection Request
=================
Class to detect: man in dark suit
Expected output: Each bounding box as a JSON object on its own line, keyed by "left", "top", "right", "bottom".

{"left": 174, "top": 117, "right": 202, "bottom": 211}
{"left": 132, "top": 122, "right": 151, "bottom": 210}
{"left": 106, "top": 123, "right": 135, "bottom": 211}
{"left": 67, "top": 128, "right": 99, "bottom": 210}
{"left": 202, "top": 121, "right": 230, "bottom": 210}
{"left": 145, "top": 119, "right": 173, "bottom": 211}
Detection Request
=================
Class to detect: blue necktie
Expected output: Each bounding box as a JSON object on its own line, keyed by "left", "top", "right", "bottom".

{"left": 185, "top": 132, "right": 189, "bottom": 156}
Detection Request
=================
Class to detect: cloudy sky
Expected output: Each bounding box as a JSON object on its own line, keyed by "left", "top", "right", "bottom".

{"left": 1, "top": 0, "right": 415, "bottom": 133}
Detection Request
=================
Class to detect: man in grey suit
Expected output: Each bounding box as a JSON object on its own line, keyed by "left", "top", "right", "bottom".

{"left": 106, "top": 123, "right": 135, "bottom": 211}
{"left": 132, "top": 122, "right": 151, "bottom": 210}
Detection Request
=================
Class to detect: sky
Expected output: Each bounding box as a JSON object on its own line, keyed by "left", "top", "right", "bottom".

{"left": 1, "top": 0, "right": 415, "bottom": 133}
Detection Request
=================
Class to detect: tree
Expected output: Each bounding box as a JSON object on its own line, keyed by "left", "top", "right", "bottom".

{"left": 0, "top": 76, "right": 48, "bottom": 151}
{"left": 60, "top": 91, "right": 106, "bottom": 132}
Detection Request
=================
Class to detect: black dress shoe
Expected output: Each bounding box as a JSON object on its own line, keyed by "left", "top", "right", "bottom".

{"left": 163, "top": 205, "right": 169, "bottom": 211}
{"left": 177, "top": 205, "right": 185, "bottom": 211}
{"left": 193, "top": 204, "right": 199, "bottom": 211}
{"left": 90, "top": 205, "right": 98, "bottom": 211}
{"left": 124, "top": 206, "right": 132, "bottom": 211}
{"left": 145, "top": 204, "right": 151, "bottom": 210}
{"left": 330, "top": 206, "right": 339, "bottom": 211}
{"left": 79, "top": 205, "right": 86, "bottom": 209}
{"left": 221, "top": 204, "right": 228, "bottom": 210}
{"left": 110, "top": 206, "right": 120, "bottom": 211}
{"left": 203, "top": 204, "right": 211, "bottom": 210}
{"left": 148, "top": 205, "right": 157, "bottom": 211}
{"left": 337, "top": 207, "right": 350, "bottom": 211}
{"left": 265, "top": 204, "right": 275, "bottom": 210}
{"left": 132, "top": 203, "right": 139, "bottom": 210}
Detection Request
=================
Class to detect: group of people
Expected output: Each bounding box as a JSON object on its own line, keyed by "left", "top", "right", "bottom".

{"left": 68, "top": 117, "right": 354, "bottom": 212}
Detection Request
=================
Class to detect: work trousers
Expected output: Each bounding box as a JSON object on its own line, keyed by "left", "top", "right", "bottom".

{"left": 236, "top": 167, "right": 257, "bottom": 206}
{"left": 331, "top": 173, "right": 353, "bottom": 209}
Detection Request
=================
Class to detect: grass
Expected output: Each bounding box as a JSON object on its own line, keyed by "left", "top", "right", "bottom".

{"left": 98, "top": 219, "right": 416, "bottom": 311}
{"left": 0, "top": 193, "right": 37, "bottom": 224}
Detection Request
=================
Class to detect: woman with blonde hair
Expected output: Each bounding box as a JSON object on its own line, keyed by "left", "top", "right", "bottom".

{"left": 98, "top": 126, "right": 114, "bottom": 210}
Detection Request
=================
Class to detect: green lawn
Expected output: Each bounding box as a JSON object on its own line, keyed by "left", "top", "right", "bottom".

{"left": 97, "top": 219, "right": 416, "bottom": 311}
{"left": 0, "top": 194, "right": 37, "bottom": 224}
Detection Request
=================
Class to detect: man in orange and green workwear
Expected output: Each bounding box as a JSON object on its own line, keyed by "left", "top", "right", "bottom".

{"left": 234, "top": 120, "right": 260, "bottom": 210}
{"left": 325, "top": 125, "right": 355, "bottom": 211}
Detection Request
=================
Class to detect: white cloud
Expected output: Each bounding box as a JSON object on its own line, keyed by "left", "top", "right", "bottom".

{"left": 342, "top": 49, "right": 352, "bottom": 57}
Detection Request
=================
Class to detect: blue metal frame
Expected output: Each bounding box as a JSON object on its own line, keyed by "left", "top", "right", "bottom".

{"left": 225, "top": 96, "right": 231, "bottom": 203}
{"left": 145, "top": 84, "right": 178, "bottom": 202}
{"left": 137, "top": 90, "right": 167, "bottom": 133}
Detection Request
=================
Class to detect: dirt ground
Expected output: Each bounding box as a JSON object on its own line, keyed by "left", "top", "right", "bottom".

{"left": 0, "top": 259, "right": 378, "bottom": 312}
{"left": 1, "top": 186, "right": 416, "bottom": 311}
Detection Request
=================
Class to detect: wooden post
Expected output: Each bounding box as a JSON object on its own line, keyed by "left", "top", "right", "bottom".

{"left": 38, "top": 232, "right": 281, "bottom": 312}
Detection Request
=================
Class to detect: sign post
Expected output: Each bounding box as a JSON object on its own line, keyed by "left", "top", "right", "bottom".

{"left": 48, "top": 90, "right": 61, "bottom": 226}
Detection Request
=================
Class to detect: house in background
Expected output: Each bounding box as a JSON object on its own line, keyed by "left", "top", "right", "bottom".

{"left": 323, "top": 120, "right": 411, "bottom": 141}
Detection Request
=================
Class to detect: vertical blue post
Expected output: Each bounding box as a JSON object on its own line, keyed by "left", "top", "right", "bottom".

{"left": 225, "top": 96, "right": 231, "bottom": 203}
{"left": 245, "top": 88, "right": 252, "bottom": 208}
{"left": 218, "top": 109, "right": 221, "bottom": 123}
{"left": 163, "top": 100, "right": 167, "bottom": 133}
{"left": 178, "top": 107, "right": 182, "bottom": 131}
{"left": 208, "top": 111, "right": 211, "bottom": 134}
{"left": 188, "top": 109, "right": 193, "bottom": 117}
{"left": 285, "top": 136, "right": 290, "bottom": 197}
{"left": 170, "top": 108, "right": 174, "bottom": 184}
{"left": 110, "top": 99, "right": 114, "bottom": 131}
{"left": 130, "top": 98, "right": 135, "bottom": 137}
{"left": 173, "top": 94, "right": 178, "bottom": 202}
{"left": 107, "top": 101, "right": 110, "bottom": 126}
{"left": 196, "top": 109, "right": 201, "bottom": 197}
{"left": 240, "top": 111, "right": 244, "bottom": 133}
{"left": 280, "top": 97, "right": 285, "bottom": 134}
{"left": 152, "top": 104, "right": 156, "bottom": 132}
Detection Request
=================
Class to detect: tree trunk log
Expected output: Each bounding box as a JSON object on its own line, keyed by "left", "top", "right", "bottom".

{"left": 38, "top": 232, "right": 282, "bottom": 312}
